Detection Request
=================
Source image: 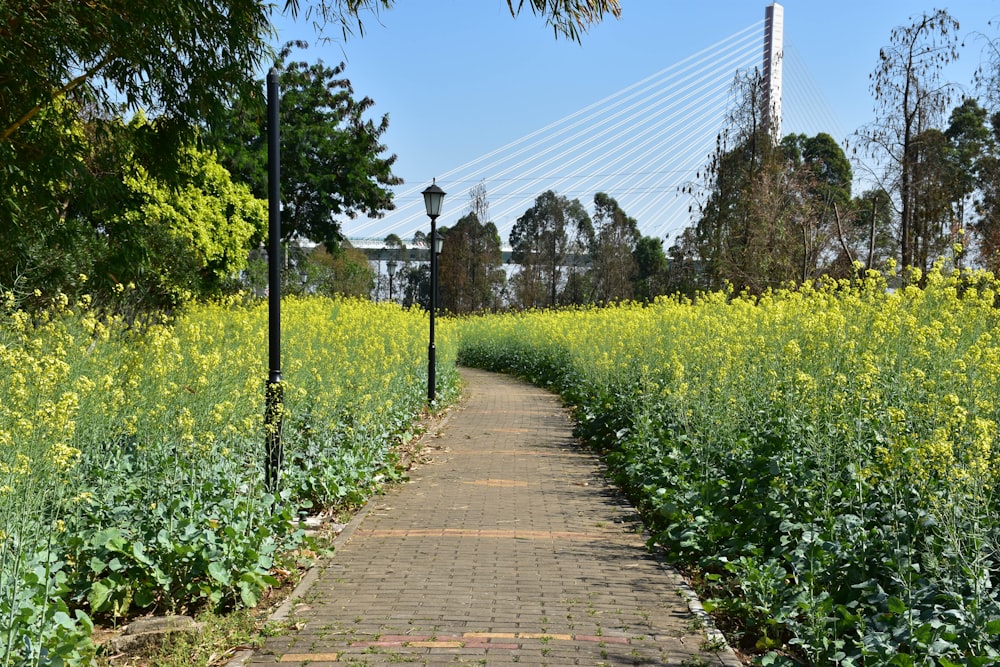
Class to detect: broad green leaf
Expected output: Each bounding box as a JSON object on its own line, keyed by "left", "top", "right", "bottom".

{"left": 238, "top": 580, "right": 260, "bottom": 608}
{"left": 51, "top": 611, "right": 74, "bottom": 630}
{"left": 886, "top": 597, "right": 907, "bottom": 614}
{"left": 208, "top": 561, "right": 231, "bottom": 586}
{"left": 134, "top": 587, "right": 156, "bottom": 608}
{"left": 132, "top": 541, "right": 152, "bottom": 566}
{"left": 75, "top": 610, "right": 94, "bottom": 634}
{"left": 88, "top": 580, "right": 113, "bottom": 612}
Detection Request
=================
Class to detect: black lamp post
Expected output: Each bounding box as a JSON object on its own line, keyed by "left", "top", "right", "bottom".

{"left": 422, "top": 180, "right": 445, "bottom": 403}
{"left": 387, "top": 258, "right": 397, "bottom": 302}
{"left": 265, "top": 68, "right": 283, "bottom": 493}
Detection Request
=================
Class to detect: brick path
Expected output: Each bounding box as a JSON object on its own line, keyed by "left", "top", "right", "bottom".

{"left": 234, "top": 368, "right": 740, "bottom": 666}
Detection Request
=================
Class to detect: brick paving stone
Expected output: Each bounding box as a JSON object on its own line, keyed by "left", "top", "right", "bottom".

{"left": 232, "top": 368, "right": 740, "bottom": 666}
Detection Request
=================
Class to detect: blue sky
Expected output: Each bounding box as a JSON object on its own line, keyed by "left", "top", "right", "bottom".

{"left": 271, "top": 1, "right": 1000, "bottom": 241}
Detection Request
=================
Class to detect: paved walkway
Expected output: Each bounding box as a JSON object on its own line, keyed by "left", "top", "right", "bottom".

{"left": 236, "top": 368, "right": 740, "bottom": 666}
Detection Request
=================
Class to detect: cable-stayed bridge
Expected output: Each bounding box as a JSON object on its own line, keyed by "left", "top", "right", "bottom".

{"left": 344, "top": 4, "right": 843, "bottom": 254}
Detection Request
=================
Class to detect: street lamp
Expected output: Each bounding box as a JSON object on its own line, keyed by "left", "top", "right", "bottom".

{"left": 386, "top": 258, "right": 397, "bottom": 302}
{"left": 265, "top": 68, "right": 283, "bottom": 493}
{"left": 422, "top": 180, "right": 445, "bottom": 403}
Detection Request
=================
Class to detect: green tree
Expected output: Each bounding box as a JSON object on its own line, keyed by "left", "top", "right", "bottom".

{"left": 561, "top": 216, "right": 595, "bottom": 306}
{"left": 634, "top": 235, "right": 668, "bottom": 300}
{"left": 910, "top": 127, "right": 957, "bottom": 272}
{"left": 503, "top": 0, "right": 620, "bottom": 40}
{"left": 879, "top": 99, "right": 992, "bottom": 274}
{"left": 972, "top": 112, "right": 1000, "bottom": 271}
{"left": 509, "top": 190, "right": 591, "bottom": 308}
{"left": 945, "top": 98, "right": 992, "bottom": 266}
{"left": 687, "top": 72, "right": 853, "bottom": 292}
{"left": 289, "top": 0, "right": 621, "bottom": 42}
{"left": 210, "top": 44, "right": 400, "bottom": 249}
{"left": 1, "top": 0, "right": 619, "bottom": 305}
{"left": 383, "top": 233, "right": 406, "bottom": 259}
{"left": 783, "top": 132, "right": 853, "bottom": 280}
{"left": 0, "top": 1, "right": 272, "bottom": 283}
{"left": 0, "top": 114, "right": 266, "bottom": 310}
{"left": 401, "top": 263, "right": 430, "bottom": 310}
{"left": 589, "top": 193, "right": 639, "bottom": 302}
{"left": 1, "top": 0, "right": 620, "bottom": 146}
{"left": 307, "top": 243, "right": 375, "bottom": 297}
{"left": 688, "top": 69, "right": 796, "bottom": 293}
{"left": 863, "top": 9, "right": 959, "bottom": 271}
{"left": 799, "top": 133, "right": 853, "bottom": 208}
{"left": 381, "top": 233, "right": 407, "bottom": 302}
{"left": 826, "top": 188, "right": 896, "bottom": 276}
{"left": 83, "top": 117, "right": 267, "bottom": 309}
{"left": 437, "top": 183, "right": 504, "bottom": 313}
{"left": 439, "top": 214, "right": 505, "bottom": 314}
{"left": 946, "top": 99, "right": 990, "bottom": 217}
{"left": 0, "top": 1, "right": 272, "bottom": 146}
{"left": 0, "top": 99, "right": 94, "bottom": 300}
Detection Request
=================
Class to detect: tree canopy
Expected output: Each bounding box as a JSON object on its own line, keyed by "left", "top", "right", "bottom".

{"left": 0, "top": 0, "right": 273, "bottom": 147}
{"left": 1, "top": 0, "right": 622, "bottom": 310}
{"left": 673, "top": 70, "right": 858, "bottom": 295}
{"left": 439, "top": 213, "right": 505, "bottom": 314}
{"left": 437, "top": 185, "right": 505, "bottom": 313}
{"left": 510, "top": 190, "right": 592, "bottom": 308}
{"left": 589, "top": 193, "right": 640, "bottom": 302}
{"left": 864, "top": 9, "right": 960, "bottom": 272}
{"left": 281, "top": 0, "right": 621, "bottom": 41}
{"left": 209, "top": 44, "right": 401, "bottom": 249}
{"left": 0, "top": 113, "right": 266, "bottom": 311}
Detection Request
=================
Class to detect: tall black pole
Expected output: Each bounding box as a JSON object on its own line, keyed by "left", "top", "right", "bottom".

{"left": 427, "top": 216, "right": 438, "bottom": 403}
{"left": 265, "top": 68, "right": 283, "bottom": 493}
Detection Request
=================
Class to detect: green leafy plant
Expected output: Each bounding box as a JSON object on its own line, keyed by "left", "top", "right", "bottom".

{"left": 456, "top": 266, "right": 1000, "bottom": 664}
{"left": 0, "top": 294, "right": 460, "bottom": 662}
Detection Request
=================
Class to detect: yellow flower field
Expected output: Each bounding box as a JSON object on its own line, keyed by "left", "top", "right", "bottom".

{"left": 456, "top": 266, "right": 1000, "bottom": 663}
{"left": 0, "top": 293, "right": 457, "bottom": 665}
